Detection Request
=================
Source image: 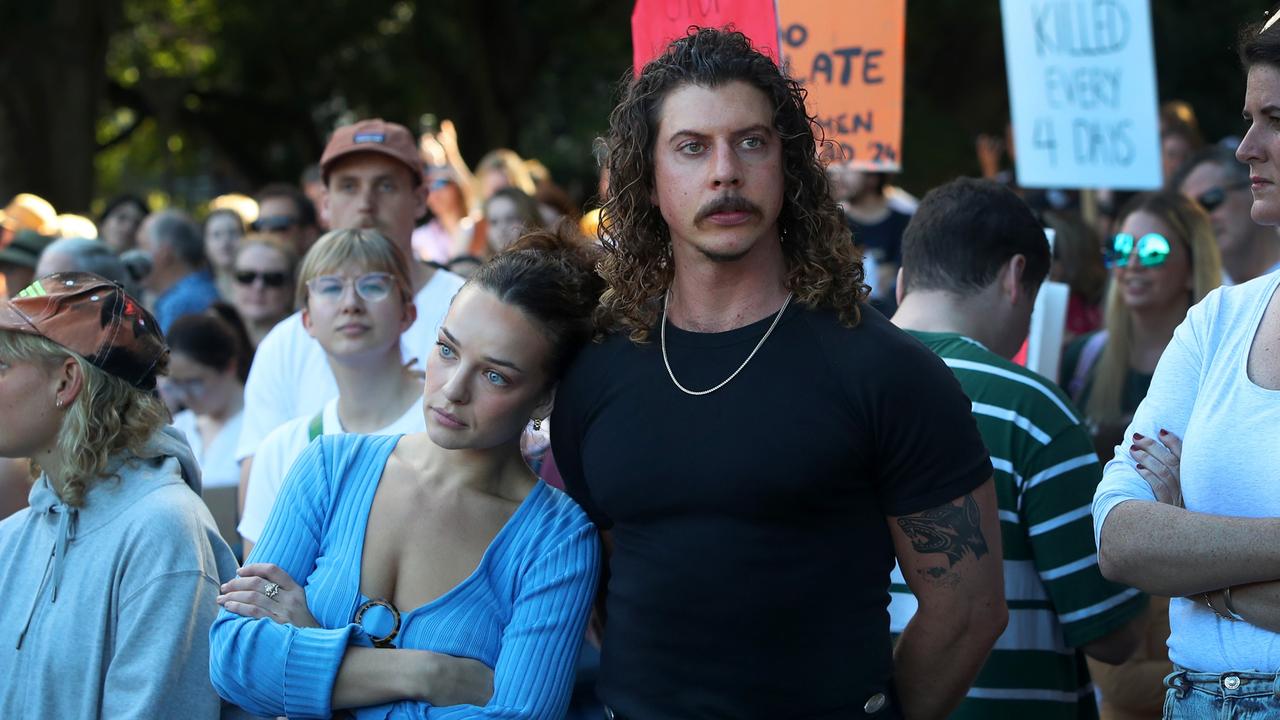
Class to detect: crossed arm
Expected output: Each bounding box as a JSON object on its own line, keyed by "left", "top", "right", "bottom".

{"left": 1106, "top": 433, "right": 1280, "bottom": 633}
{"left": 890, "top": 478, "right": 1008, "bottom": 720}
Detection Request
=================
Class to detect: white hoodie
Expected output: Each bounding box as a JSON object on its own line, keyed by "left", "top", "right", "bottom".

{"left": 0, "top": 426, "right": 238, "bottom": 718}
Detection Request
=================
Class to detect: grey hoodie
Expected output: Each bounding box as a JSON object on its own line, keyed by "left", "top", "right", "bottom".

{"left": 0, "top": 427, "right": 239, "bottom": 719}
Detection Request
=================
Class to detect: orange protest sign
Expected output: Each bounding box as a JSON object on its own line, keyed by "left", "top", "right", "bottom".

{"left": 777, "top": 0, "right": 906, "bottom": 171}
{"left": 631, "top": 0, "right": 779, "bottom": 75}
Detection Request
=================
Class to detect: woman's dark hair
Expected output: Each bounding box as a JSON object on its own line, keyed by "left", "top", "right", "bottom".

{"left": 1239, "top": 10, "right": 1280, "bottom": 70}
{"left": 1043, "top": 210, "right": 1107, "bottom": 305}
{"left": 166, "top": 303, "right": 254, "bottom": 383}
{"left": 485, "top": 187, "right": 546, "bottom": 230}
{"left": 99, "top": 194, "right": 148, "bottom": 224}
{"left": 468, "top": 220, "right": 605, "bottom": 380}
{"left": 534, "top": 180, "right": 581, "bottom": 221}
{"left": 598, "top": 27, "right": 865, "bottom": 342}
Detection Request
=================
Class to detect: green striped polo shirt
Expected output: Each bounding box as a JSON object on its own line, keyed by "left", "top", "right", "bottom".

{"left": 890, "top": 332, "right": 1147, "bottom": 719}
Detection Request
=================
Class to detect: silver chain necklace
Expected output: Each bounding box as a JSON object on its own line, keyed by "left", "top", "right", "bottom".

{"left": 660, "top": 289, "right": 794, "bottom": 396}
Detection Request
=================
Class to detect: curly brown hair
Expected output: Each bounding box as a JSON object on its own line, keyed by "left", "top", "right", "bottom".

{"left": 597, "top": 27, "right": 867, "bottom": 342}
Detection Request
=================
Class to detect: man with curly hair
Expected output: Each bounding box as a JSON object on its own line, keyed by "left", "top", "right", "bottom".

{"left": 552, "top": 28, "right": 1007, "bottom": 719}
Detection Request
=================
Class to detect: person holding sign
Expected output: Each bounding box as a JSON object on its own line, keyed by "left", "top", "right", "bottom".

{"left": 553, "top": 28, "right": 1006, "bottom": 720}
{"left": 1093, "top": 12, "right": 1280, "bottom": 717}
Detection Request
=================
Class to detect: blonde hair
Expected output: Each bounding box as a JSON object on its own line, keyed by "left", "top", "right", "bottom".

{"left": 476, "top": 149, "right": 537, "bottom": 196}
{"left": 0, "top": 331, "right": 170, "bottom": 507}
{"left": 1086, "top": 192, "right": 1222, "bottom": 428}
{"left": 295, "top": 228, "right": 413, "bottom": 309}
{"left": 235, "top": 234, "right": 299, "bottom": 294}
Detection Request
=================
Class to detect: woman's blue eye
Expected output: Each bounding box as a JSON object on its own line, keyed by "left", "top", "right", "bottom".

{"left": 436, "top": 342, "right": 454, "bottom": 358}
{"left": 485, "top": 370, "right": 508, "bottom": 386}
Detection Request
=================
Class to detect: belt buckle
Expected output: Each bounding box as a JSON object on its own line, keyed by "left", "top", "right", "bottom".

{"left": 353, "top": 598, "right": 402, "bottom": 648}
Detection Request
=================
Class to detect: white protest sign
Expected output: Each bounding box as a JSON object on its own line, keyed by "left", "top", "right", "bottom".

{"left": 1024, "top": 280, "right": 1069, "bottom": 383}
{"left": 1000, "top": 0, "right": 1161, "bottom": 190}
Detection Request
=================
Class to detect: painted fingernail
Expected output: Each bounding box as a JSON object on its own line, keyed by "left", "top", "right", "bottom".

{"left": 1130, "top": 444, "right": 1140, "bottom": 453}
{"left": 1159, "top": 429, "right": 1169, "bottom": 436}
{"left": 1136, "top": 463, "right": 1146, "bottom": 470}
{"left": 1133, "top": 433, "right": 1145, "bottom": 441}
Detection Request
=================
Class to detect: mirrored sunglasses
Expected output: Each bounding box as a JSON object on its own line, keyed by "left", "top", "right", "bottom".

{"left": 1195, "top": 181, "right": 1251, "bottom": 213}
{"left": 305, "top": 272, "right": 397, "bottom": 304}
{"left": 234, "top": 270, "right": 289, "bottom": 288}
{"left": 1104, "top": 232, "right": 1172, "bottom": 269}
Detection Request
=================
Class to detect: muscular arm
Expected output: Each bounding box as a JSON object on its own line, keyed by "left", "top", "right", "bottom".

{"left": 1097, "top": 501, "right": 1280, "bottom": 596}
{"left": 891, "top": 479, "right": 1007, "bottom": 720}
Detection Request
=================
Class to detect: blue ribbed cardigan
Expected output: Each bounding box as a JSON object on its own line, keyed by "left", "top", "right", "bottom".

{"left": 209, "top": 434, "right": 599, "bottom": 719}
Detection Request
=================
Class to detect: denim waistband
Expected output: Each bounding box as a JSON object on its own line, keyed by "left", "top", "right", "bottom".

{"left": 1164, "top": 666, "right": 1280, "bottom": 700}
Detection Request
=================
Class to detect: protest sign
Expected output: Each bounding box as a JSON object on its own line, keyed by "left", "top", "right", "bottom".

{"left": 631, "top": 0, "right": 779, "bottom": 74}
{"left": 1001, "top": 0, "right": 1162, "bottom": 189}
{"left": 1023, "top": 281, "right": 1070, "bottom": 381}
{"left": 777, "top": 0, "right": 906, "bottom": 170}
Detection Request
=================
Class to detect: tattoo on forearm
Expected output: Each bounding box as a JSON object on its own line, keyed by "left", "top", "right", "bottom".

{"left": 897, "top": 494, "right": 989, "bottom": 567}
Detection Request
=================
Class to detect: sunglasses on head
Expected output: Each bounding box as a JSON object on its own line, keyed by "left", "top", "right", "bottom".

{"left": 234, "top": 270, "right": 289, "bottom": 287}
{"left": 1195, "top": 181, "right": 1251, "bottom": 213}
{"left": 1104, "top": 232, "right": 1172, "bottom": 269}
{"left": 250, "top": 215, "right": 299, "bottom": 233}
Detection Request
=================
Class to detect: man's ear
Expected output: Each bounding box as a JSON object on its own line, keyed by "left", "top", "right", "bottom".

{"left": 894, "top": 266, "right": 906, "bottom": 306}
{"left": 1002, "top": 254, "right": 1028, "bottom": 305}
{"left": 320, "top": 188, "right": 332, "bottom": 228}
{"left": 414, "top": 183, "right": 429, "bottom": 222}
{"left": 54, "top": 356, "right": 84, "bottom": 409}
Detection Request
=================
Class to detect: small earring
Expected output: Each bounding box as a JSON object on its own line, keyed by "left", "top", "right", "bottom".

{"left": 531, "top": 418, "right": 542, "bottom": 432}
{"left": 55, "top": 398, "right": 63, "bottom": 409}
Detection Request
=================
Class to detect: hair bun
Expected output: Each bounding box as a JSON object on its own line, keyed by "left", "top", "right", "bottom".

{"left": 472, "top": 220, "right": 606, "bottom": 378}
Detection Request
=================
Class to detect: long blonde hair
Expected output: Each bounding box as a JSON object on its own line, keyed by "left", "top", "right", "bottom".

{"left": 0, "top": 331, "right": 170, "bottom": 506}
{"left": 1086, "top": 192, "right": 1221, "bottom": 428}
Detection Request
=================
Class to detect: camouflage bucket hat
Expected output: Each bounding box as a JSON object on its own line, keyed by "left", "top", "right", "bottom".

{"left": 0, "top": 272, "right": 168, "bottom": 390}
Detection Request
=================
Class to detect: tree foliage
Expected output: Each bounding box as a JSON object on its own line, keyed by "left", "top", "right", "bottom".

{"left": 0, "top": 1, "right": 1271, "bottom": 215}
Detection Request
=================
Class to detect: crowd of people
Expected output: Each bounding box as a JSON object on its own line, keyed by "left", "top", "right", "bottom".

{"left": 0, "top": 12, "right": 1279, "bottom": 720}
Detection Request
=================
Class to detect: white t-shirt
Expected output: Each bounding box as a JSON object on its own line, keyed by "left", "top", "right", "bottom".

{"left": 237, "top": 396, "right": 426, "bottom": 543}
{"left": 1093, "top": 270, "right": 1280, "bottom": 672}
{"left": 171, "top": 409, "right": 243, "bottom": 489}
{"left": 235, "top": 268, "right": 463, "bottom": 461}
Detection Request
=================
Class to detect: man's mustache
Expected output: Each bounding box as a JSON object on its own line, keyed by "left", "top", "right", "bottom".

{"left": 695, "top": 195, "right": 762, "bottom": 223}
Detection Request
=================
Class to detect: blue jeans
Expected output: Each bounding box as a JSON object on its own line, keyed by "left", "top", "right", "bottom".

{"left": 1163, "top": 667, "right": 1280, "bottom": 718}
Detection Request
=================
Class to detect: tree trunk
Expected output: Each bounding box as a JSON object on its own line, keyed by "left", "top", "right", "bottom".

{"left": 0, "top": 0, "right": 120, "bottom": 214}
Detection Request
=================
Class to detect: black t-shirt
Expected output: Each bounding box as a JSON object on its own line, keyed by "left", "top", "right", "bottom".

{"left": 848, "top": 208, "right": 911, "bottom": 266}
{"left": 552, "top": 303, "right": 992, "bottom": 719}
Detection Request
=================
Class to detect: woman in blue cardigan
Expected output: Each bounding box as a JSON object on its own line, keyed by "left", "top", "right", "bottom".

{"left": 209, "top": 226, "right": 602, "bottom": 719}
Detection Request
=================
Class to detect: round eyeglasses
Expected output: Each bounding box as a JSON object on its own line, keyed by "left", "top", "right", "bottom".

{"left": 305, "top": 272, "right": 397, "bottom": 304}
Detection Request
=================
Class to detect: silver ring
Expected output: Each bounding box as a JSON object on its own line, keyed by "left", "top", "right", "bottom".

{"left": 263, "top": 581, "right": 281, "bottom": 599}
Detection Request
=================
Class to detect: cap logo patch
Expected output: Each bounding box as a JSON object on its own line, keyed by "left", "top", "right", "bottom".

{"left": 17, "top": 282, "right": 47, "bottom": 298}
{"left": 353, "top": 133, "right": 386, "bottom": 144}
